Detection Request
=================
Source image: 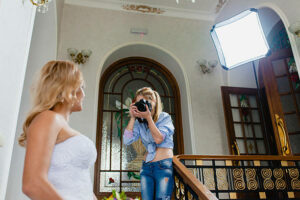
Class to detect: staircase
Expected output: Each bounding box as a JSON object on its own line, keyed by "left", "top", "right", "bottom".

{"left": 173, "top": 155, "right": 300, "bottom": 200}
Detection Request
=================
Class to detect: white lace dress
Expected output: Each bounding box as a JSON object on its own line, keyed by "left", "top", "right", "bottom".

{"left": 48, "top": 134, "right": 97, "bottom": 200}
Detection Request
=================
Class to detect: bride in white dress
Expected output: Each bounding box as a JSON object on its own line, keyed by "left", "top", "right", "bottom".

{"left": 19, "top": 60, "right": 97, "bottom": 200}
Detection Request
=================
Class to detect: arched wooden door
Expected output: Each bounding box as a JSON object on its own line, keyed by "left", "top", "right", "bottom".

{"left": 94, "top": 57, "right": 184, "bottom": 198}
{"left": 258, "top": 20, "right": 300, "bottom": 156}
{"left": 259, "top": 48, "right": 300, "bottom": 156}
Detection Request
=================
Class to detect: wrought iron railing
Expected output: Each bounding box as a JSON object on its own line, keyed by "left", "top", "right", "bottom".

{"left": 173, "top": 156, "right": 218, "bottom": 200}
{"left": 173, "top": 155, "right": 300, "bottom": 200}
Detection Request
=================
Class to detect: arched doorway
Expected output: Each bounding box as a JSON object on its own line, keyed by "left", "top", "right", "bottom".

{"left": 94, "top": 57, "right": 183, "bottom": 198}
{"left": 258, "top": 11, "right": 300, "bottom": 157}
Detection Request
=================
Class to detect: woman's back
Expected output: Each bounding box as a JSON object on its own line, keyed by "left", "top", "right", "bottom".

{"left": 48, "top": 134, "right": 96, "bottom": 200}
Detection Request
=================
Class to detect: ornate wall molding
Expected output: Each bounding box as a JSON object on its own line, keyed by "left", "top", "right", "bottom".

{"left": 65, "top": 0, "right": 217, "bottom": 21}
{"left": 122, "top": 4, "right": 165, "bottom": 14}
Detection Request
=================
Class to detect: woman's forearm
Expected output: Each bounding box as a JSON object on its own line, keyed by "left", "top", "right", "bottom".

{"left": 126, "top": 117, "right": 136, "bottom": 131}
{"left": 147, "top": 117, "right": 164, "bottom": 144}
{"left": 23, "top": 177, "right": 63, "bottom": 200}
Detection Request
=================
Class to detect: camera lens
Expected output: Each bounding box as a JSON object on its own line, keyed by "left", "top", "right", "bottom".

{"left": 138, "top": 105, "right": 146, "bottom": 112}
{"left": 134, "top": 99, "right": 152, "bottom": 113}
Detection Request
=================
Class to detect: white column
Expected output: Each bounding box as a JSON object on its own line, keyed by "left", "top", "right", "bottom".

{"left": 0, "top": 0, "right": 36, "bottom": 199}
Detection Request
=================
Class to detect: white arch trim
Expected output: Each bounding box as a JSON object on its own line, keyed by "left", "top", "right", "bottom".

{"left": 256, "top": 2, "right": 300, "bottom": 73}
{"left": 93, "top": 41, "right": 196, "bottom": 154}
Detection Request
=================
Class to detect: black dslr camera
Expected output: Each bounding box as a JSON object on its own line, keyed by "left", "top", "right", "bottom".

{"left": 134, "top": 99, "right": 152, "bottom": 123}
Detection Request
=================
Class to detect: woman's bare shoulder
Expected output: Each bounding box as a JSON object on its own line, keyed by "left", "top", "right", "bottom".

{"left": 28, "top": 110, "right": 64, "bottom": 132}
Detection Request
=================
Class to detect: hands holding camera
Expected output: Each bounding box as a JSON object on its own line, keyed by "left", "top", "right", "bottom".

{"left": 129, "top": 99, "right": 152, "bottom": 122}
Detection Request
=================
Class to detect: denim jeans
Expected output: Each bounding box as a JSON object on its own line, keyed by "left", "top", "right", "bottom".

{"left": 140, "top": 158, "right": 174, "bottom": 200}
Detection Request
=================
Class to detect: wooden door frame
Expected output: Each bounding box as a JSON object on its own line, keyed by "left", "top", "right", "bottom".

{"left": 259, "top": 48, "right": 293, "bottom": 156}
{"left": 94, "top": 57, "right": 184, "bottom": 198}
{"left": 221, "top": 86, "right": 269, "bottom": 155}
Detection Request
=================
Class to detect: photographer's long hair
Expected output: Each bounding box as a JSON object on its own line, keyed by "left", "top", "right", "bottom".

{"left": 134, "top": 87, "right": 162, "bottom": 123}
{"left": 18, "top": 60, "right": 83, "bottom": 147}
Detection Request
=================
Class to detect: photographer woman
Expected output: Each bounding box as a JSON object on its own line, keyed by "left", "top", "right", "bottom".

{"left": 123, "top": 87, "right": 175, "bottom": 200}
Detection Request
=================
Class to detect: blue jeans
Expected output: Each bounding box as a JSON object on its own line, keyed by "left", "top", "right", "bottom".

{"left": 140, "top": 158, "right": 174, "bottom": 200}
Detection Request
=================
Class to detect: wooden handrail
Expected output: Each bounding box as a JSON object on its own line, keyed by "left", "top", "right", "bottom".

{"left": 173, "top": 156, "right": 218, "bottom": 200}
{"left": 176, "top": 154, "right": 300, "bottom": 161}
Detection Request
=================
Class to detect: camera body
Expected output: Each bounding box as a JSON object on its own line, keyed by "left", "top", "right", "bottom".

{"left": 134, "top": 99, "right": 152, "bottom": 123}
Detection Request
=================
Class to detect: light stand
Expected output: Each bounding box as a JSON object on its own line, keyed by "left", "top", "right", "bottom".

{"left": 252, "top": 60, "right": 274, "bottom": 153}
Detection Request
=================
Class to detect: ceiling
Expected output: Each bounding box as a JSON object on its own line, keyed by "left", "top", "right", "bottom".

{"left": 64, "top": 0, "right": 228, "bottom": 21}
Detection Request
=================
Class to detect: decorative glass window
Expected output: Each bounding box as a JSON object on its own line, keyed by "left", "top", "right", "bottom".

{"left": 95, "top": 58, "right": 183, "bottom": 197}
{"left": 221, "top": 86, "right": 270, "bottom": 155}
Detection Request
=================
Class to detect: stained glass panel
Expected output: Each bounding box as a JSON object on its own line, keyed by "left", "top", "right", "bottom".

{"left": 234, "top": 124, "right": 243, "bottom": 138}
{"left": 248, "top": 96, "right": 257, "bottom": 108}
{"left": 101, "top": 112, "right": 111, "bottom": 170}
{"left": 229, "top": 94, "right": 238, "bottom": 107}
{"left": 100, "top": 172, "right": 120, "bottom": 192}
{"left": 113, "top": 73, "right": 133, "bottom": 93}
{"left": 104, "top": 68, "right": 129, "bottom": 93}
{"left": 98, "top": 62, "right": 177, "bottom": 195}
{"left": 103, "top": 94, "right": 121, "bottom": 111}
{"left": 111, "top": 112, "right": 121, "bottom": 170}
{"left": 276, "top": 76, "right": 291, "bottom": 93}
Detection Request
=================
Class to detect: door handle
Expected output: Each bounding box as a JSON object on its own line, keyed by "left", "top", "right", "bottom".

{"left": 275, "top": 114, "right": 290, "bottom": 156}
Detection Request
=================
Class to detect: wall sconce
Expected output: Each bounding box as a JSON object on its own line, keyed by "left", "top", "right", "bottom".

{"left": 196, "top": 59, "right": 218, "bottom": 74}
{"left": 67, "top": 48, "right": 92, "bottom": 64}
{"left": 30, "top": 0, "right": 52, "bottom": 13}
{"left": 288, "top": 21, "right": 300, "bottom": 38}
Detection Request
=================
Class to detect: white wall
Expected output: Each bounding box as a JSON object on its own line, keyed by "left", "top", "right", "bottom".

{"left": 0, "top": 0, "right": 36, "bottom": 199}
{"left": 56, "top": 0, "right": 65, "bottom": 54}
{"left": 57, "top": 4, "right": 229, "bottom": 158}
{"left": 5, "top": 1, "right": 58, "bottom": 199}
{"left": 259, "top": 7, "right": 280, "bottom": 37}
{"left": 217, "top": 0, "right": 300, "bottom": 88}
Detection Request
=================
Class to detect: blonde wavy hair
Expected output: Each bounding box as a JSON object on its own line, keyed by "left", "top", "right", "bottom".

{"left": 134, "top": 87, "right": 162, "bottom": 123}
{"left": 18, "top": 60, "right": 83, "bottom": 147}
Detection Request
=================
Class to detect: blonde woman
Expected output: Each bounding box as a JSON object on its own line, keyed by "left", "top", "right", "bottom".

{"left": 123, "top": 87, "right": 175, "bottom": 200}
{"left": 19, "top": 61, "right": 97, "bottom": 200}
